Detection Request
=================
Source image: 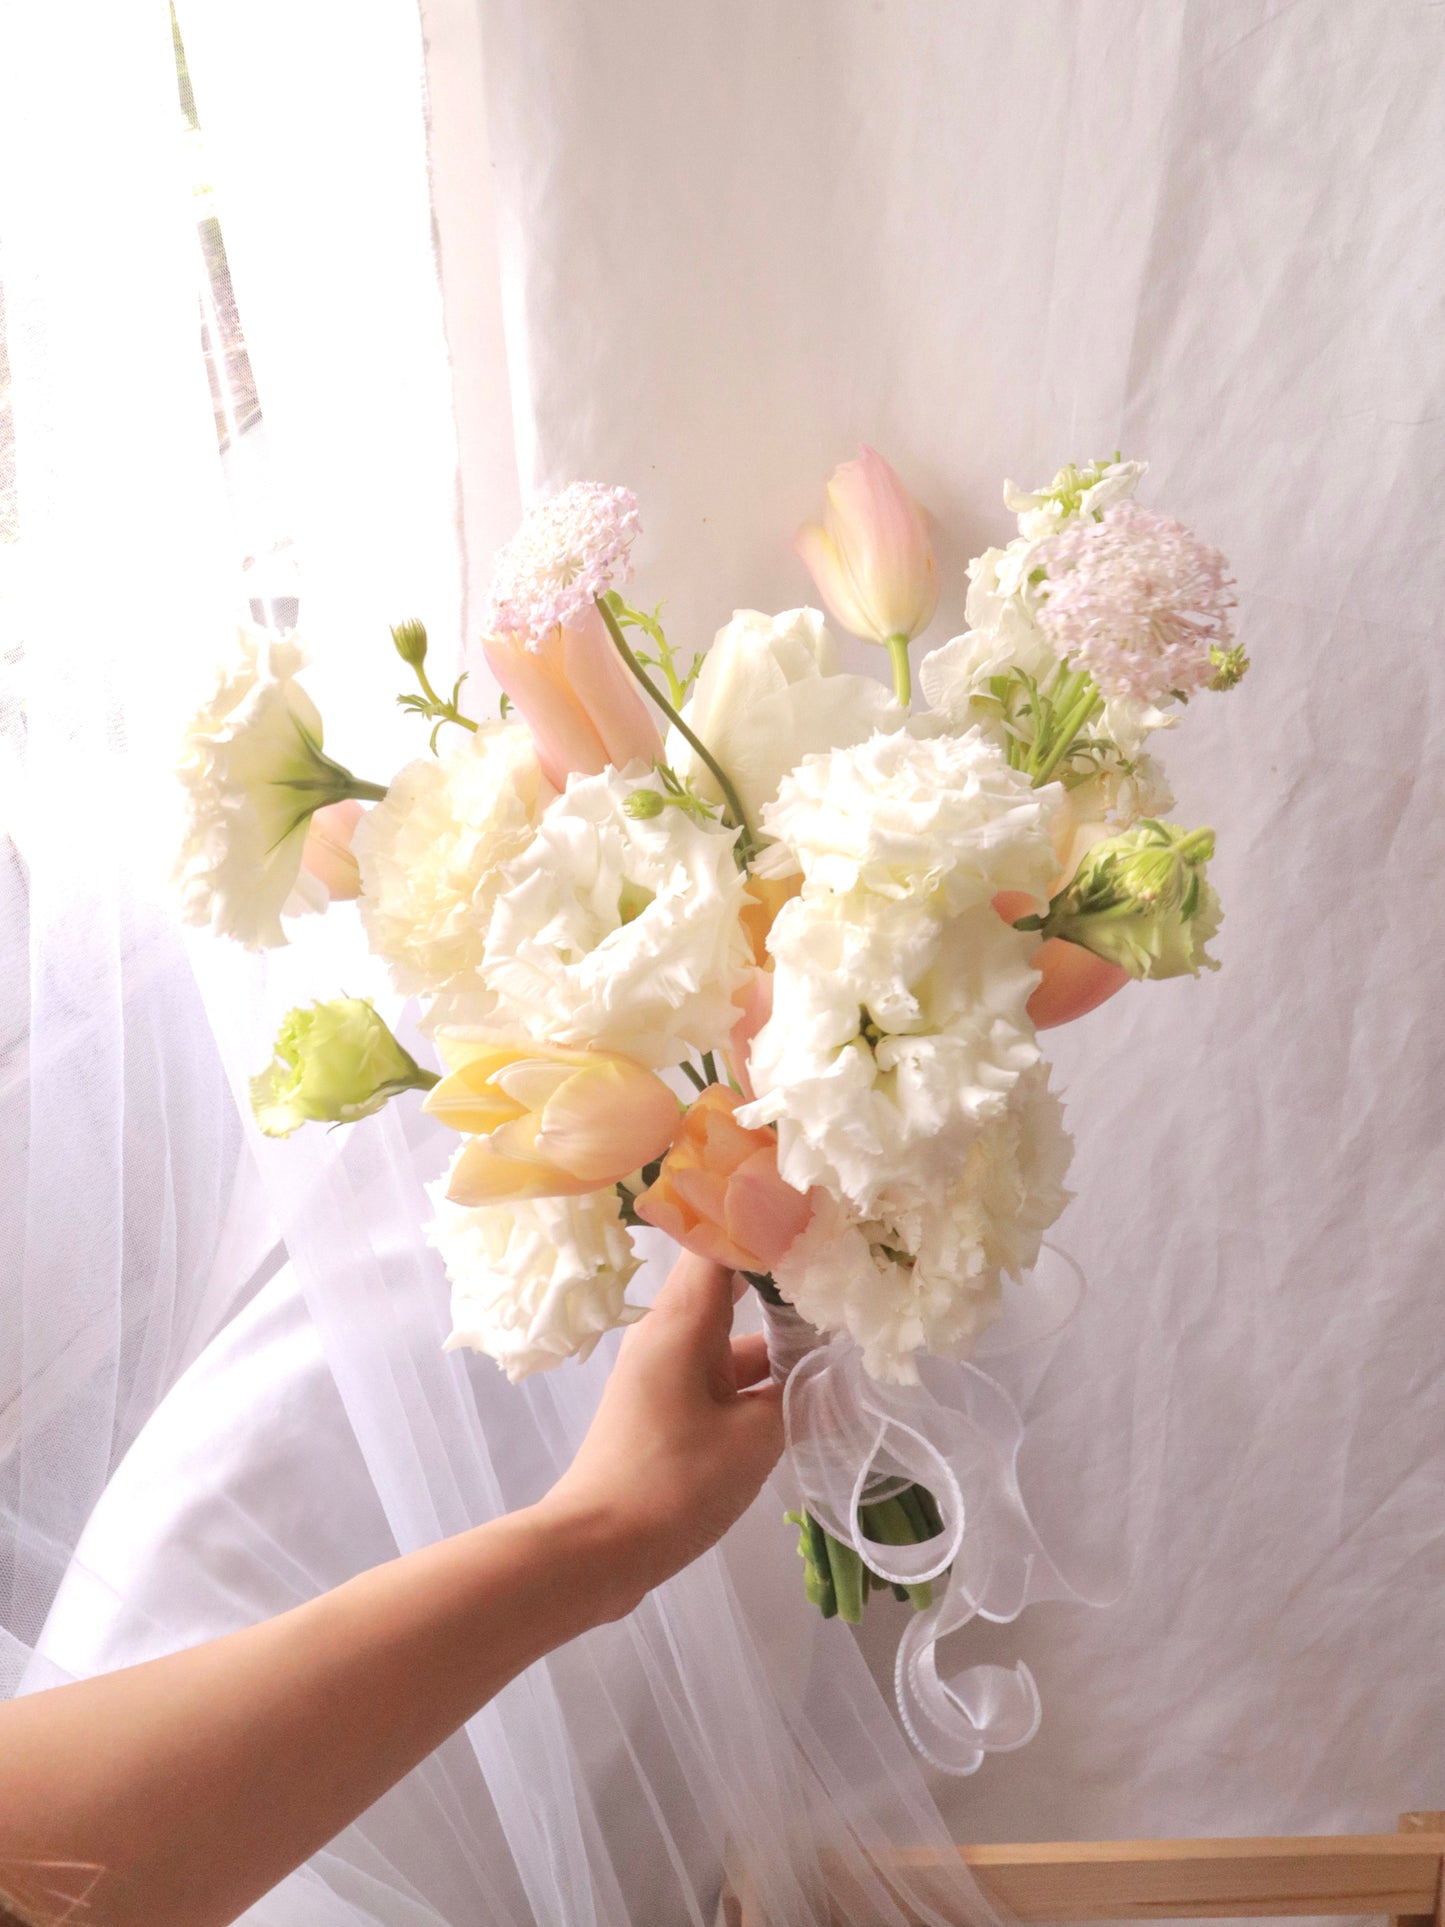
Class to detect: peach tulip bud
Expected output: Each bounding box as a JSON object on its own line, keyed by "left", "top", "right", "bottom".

{"left": 993, "top": 889, "right": 1129, "bottom": 1030}
{"left": 426, "top": 1033, "right": 680, "bottom": 1206}
{"left": 299, "top": 798, "right": 364, "bottom": 901}
{"left": 796, "top": 447, "right": 940, "bottom": 649}
{"left": 1026, "top": 937, "right": 1130, "bottom": 1030}
{"left": 635, "top": 1084, "right": 814, "bottom": 1274}
{"left": 482, "top": 603, "right": 662, "bottom": 789}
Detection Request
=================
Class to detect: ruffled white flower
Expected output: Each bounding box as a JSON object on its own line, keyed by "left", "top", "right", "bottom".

{"left": 354, "top": 723, "right": 550, "bottom": 1008}
{"left": 476, "top": 766, "right": 753, "bottom": 1068}
{"left": 774, "top": 1066, "right": 1073, "bottom": 1382}
{"left": 427, "top": 1176, "right": 643, "bottom": 1382}
{"left": 175, "top": 629, "right": 355, "bottom": 951}
{"left": 667, "top": 607, "right": 899, "bottom": 821}
{"left": 1003, "top": 456, "right": 1148, "bottom": 542}
{"left": 485, "top": 482, "right": 641, "bottom": 645}
{"left": 740, "top": 892, "right": 1044, "bottom": 1213}
{"left": 759, "top": 727, "right": 1060, "bottom": 917}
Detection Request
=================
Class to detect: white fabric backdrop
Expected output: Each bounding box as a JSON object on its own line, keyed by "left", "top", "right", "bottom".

{"left": 3, "top": 0, "right": 1442, "bottom": 1920}
{"left": 458, "top": 0, "right": 1445, "bottom": 1847}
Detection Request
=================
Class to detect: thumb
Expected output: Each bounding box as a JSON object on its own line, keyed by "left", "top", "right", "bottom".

{"left": 655, "top": 1252, "right": 735, "bottom": 1349}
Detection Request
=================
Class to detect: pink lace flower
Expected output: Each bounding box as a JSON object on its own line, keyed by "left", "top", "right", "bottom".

{"left": 485, "top": 482, "right": 641, "bottom": 646}
{"left": 1037, "top": 502, "right": 1237, "bottom": 704}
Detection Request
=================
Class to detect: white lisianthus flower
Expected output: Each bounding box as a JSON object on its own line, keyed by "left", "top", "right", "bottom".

{"left": 250, "top": 997, "right": 435, "bottom": 1138}
{"left": 774, "top": 1066, "right": 1073, "bottom": 1383}
{"left": 427, "top": 1175, "right": 643, "bottom": 1382}
{"left": 354, "top": 723, "right": 551, "bottom": 1010}
{"left": 759, "top": 727, "right": 1060, "bottom": 917}
{"left": 176, "top": 629, "right": 373, "bottom": 950}
{"left": 740, "top": 893, "right": 1043, "bottom": 1212}
{"left": 1003, "top": 456, "right": 1147, "bottom": 542}
{"left": 667, "top": 607, "right": 899, "bottom": 821}
{"left": 477, "top": 766, "right": 753, "bottom": 1068}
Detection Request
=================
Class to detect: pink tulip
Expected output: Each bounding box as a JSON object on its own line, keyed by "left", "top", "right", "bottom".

{"left": 483, "top": 602, "right": 662, "bottom": 789}
{"left": 635, "top": 1084, "right": 815, "bottom": 1274}
{"left": 299, "top": 798, "right": 364, "bottom": 901}
{"left": 426, "top": 1034, "right": 680, "bottom": 1205}
{"left": 795, "top": 447, "right": 940, "bottom": 647}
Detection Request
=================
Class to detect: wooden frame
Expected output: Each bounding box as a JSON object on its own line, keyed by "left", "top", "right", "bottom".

{"left": 720, "top": 1811, "right": 1445, "bottom": 1926}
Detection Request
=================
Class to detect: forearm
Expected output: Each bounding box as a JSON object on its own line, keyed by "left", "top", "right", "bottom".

{"left": 0, "top": 1494, "right": 634, "bottom": 1927}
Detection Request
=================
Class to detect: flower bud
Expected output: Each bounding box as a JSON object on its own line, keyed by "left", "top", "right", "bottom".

{"left": 795, "top": 447, "right": 939, "bottom": 647}
{"left": 635, "top": 1084, "right": 815, "bottom": 1273}
{"left": 1208, "top": 643, "right": 1250, "bottom": 692}
{"left": 250, "top": 998, "right": 432, "bottom": 1137}
{"left": 1038, "top": 819, "right": 1221, "bottom": 979}
{"left": 623, "top": 788, "right": 666, "bottom": 819}
{"left": 391, "top": 618, "right": 429, "bottom": 667}
{"left": 426, "top": 1033, "right": 680, "bottom": 1205}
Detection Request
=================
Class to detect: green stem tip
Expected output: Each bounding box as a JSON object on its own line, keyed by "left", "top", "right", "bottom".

{"left": 595, "top": 596, "right": 760, "bottom": 865}
{"left": 885, "top": 634, "right": 912, "bottom": 708}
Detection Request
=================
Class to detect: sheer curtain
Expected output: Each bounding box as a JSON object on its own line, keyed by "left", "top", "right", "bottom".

{"left": 0, "top": 3, "right": 1020, "bottom": 1923}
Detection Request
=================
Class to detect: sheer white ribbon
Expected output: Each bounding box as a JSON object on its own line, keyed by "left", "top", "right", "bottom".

{"left": 764, "top": 1248, "right": 1137, "bottom": 1777}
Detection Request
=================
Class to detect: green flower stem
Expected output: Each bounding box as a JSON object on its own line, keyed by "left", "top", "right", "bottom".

{"left": 679, "top": 1062, "right": 708, "bottom": 1094}
{"left": 700, "top": 1050, "right": 721, "bottom": 1086}
{"left": 344, "top": 778, "right": 390, "bottom": 803}
{"left": 1030, "top": 682, "right": 1102, "bottom": 787}
{"left": 825, "top": 1531, "right": 866, "bottom": 1624}
{"left": 885, "top": 633, "right": 912, "bottom": 708}
{"left": 411, "top": 661, "right": 478, "bottom": 734}
{"left": 596, "top": 596, "right": 760, "bottom": 865}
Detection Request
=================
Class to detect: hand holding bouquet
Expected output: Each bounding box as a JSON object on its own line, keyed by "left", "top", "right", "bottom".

{"left": 177, "top": 447, "right": 1244, "bottom": 1760}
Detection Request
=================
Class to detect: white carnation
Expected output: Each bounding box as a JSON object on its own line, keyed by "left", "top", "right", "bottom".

{"left": 354, "top": 723, "right": 550, "bottom": 1007}
{"left": 175, "top": 629, "right": 337, "bottom": 950}
{"left": 476, "top": 766, "right": 753, "bottom": 1068}
{"left": 759, "top": 728, "right": 1060, "bottom": 917}
{"left": 774, "top": 1066, "right": 1073, "bottom": 1382}
{"left": 667, "top": 606, "right": 899, "bottom": 821}
{"left": 740, "top": 892, "right": 1043, "bottom": 1213}
{"left": 427, "top": 1177, "right": 644, "bottom": 1382}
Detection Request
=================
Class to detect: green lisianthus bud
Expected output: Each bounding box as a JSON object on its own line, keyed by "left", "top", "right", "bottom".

{"left": 623, "top": 788, "right": 666, "bottom": 820}
{"left": 1040, "top": 819, "right": 1222, "bottom": 980}
{"left": 250, "top": 997, "right": 436, "bottom": 1138}
{"left": 390, "top": 617, "right": 429, "bottom": 667}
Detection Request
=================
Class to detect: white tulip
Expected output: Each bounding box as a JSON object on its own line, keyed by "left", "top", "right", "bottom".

{"left": 667, "top": 607, "right": 898, "bottom": 822}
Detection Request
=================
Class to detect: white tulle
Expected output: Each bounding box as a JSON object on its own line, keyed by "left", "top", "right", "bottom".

{"left": 0, "top": 1, "right": 1050, "bottom": 1919}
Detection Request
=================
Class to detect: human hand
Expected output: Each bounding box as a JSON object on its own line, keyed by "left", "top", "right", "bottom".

{"left": 543, "top": 1253, "right": 784, "bottom": 1614}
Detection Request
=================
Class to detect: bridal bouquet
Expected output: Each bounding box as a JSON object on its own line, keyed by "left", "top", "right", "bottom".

{"left": 178, "top": 450, "right": 1243, "bottom": 1713}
